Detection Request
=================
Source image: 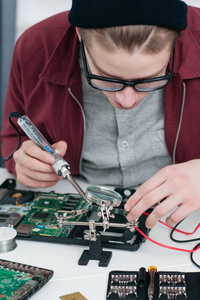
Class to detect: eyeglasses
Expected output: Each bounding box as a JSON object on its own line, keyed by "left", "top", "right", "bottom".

{"left": 81, "top": 40, "right": 175, "bottom": 93}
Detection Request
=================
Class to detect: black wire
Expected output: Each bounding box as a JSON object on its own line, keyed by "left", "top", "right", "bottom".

{"left": 1, "top": 112, "right": 23, "bottom": 162}
{"left": 191, "top": 243, "right": 200, "bottom": 269}
{"left": 170, "top": 218, "right": 200, "bottom": 243}
{"left": 170, "top": 219, "right": 200, "bottom": 268}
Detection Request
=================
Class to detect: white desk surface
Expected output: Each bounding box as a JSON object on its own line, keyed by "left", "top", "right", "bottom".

{"left": 0, "top": 167, "right": 200, "bottom": 299}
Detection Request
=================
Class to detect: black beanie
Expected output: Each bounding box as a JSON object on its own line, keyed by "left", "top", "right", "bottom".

{"left": 68, "top": 0, "right": 188, "bottom": 31}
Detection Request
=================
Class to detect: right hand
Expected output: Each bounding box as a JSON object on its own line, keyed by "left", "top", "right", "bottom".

{"left": 13, "top": 140, "right": 67, "bottom": 188}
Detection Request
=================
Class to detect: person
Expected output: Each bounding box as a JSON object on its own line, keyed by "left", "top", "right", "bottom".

{"left": 1, "top": 0, "right": 200, "bottom": 229}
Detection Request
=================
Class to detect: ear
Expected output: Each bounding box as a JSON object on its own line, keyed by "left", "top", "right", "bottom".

{"left": 75, "top": 27, "right": 81, "bottom": 41}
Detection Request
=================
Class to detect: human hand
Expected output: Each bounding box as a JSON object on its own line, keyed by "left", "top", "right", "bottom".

{"left": 13, "top": 140, "right": 67, "bottom": 188}
{"left": 124, "top": 160, "right": 200, "bottom": 229}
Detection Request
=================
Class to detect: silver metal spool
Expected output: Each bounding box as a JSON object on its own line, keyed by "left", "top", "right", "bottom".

{"left": 0, "top": 227, "right": 17, "bottom": 253}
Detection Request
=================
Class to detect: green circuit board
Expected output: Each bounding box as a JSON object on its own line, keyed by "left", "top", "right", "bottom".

{"left": 0, "top": 267, "right": 37, "bottom": 299}
{"left": 0, "top": 181, "right": 144, "bottom": 251}
{"left": 0, "top": 190, "right": 90, "bottom": 239}
{"left": 19, "top": 193, "right": 89, "bottom": 237}
{"left": 0, "top": 187, "right": 129, "bottom": 240}
{"left": 0, "top": 259, "right": 53, "bottom": 300}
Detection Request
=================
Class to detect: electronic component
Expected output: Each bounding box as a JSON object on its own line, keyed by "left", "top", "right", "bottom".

{"left": 0, "top": 189, "right": 34, "bottom": 204}
{"left": 16, "top": 224, "right": 34, "bottom": 236}
{"left": 0, "top": 179, "right": 149, "bottom": 253}
{"left": 0, "top": 212, "right": 23, "bottom": 227}
{"left": 0, "top": 258, "right": 53, "bottom": 299}
{"left": 31, "top": 211, "right": 50, "bottom": 221}
{"left": 60, "top": 292, "right": 87, "bottom": 300}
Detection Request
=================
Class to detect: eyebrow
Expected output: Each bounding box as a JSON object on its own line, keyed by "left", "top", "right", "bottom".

{"left": 86, "top": 46, "right": 168, "bottom": 80}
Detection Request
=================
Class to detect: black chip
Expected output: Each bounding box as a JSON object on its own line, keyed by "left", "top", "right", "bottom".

{"left": 16, "top": 224, "right": 34, "bottom": 235}
{"left": 32, "top": 211, "right": 50, "bottom": 221}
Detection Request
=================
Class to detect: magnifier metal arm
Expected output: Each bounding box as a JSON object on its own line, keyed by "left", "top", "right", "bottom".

{"left": 99, "top": 203, "right": 114, "bottom": 222}
{"left": 57, "top": 218, "right": 139, "bottom": 232}
{"left": 54, "top": 209, "right": 89, "bottom": 225}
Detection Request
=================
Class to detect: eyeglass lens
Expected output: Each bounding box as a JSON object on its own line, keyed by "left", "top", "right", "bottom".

{"left": 90, "top": 78, "right": 169, "bottom": 92}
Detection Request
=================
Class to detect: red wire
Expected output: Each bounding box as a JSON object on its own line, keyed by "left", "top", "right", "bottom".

{"left": 143, "top": 212, "right": 200, "bottom": 235}
{"left": 136, "top": 227, "right": 200, "bottom": 253}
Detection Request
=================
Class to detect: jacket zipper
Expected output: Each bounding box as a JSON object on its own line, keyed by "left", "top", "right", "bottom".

{"left": 68, "top": 87, "right": 86, "bottom": 174}
{"left": 172, "top": 82, "right": 186, "bottom": 164}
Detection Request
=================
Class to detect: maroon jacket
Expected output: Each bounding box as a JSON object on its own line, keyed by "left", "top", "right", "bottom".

{"left": 1, "top": 7, "right": 200, "bottom": 177}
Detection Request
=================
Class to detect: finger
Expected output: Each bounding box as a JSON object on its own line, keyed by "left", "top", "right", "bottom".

{"left": 14, "top": 141, "right": 55, "bottom": 172}
{"left": 125, "top": 169, "right": 167, "bottom": 211}
{"left": 16, "top": 164, "right": 61, "bottom": 182}
{"left": 126, "top": 180, "right": 170, "bottom": 221}
{"left": 52, "top": 141, "right": 67, "bottom": 157}
{"left": 144, "top": 194, "right": 181, "bottom": 228}
{"left": 165, "top": 203, "right": 198, "bottom": 227}
{"left": 20, "top": 154, "right": 55, "bottom": 173}
{"left": 17, "top": 173, "right": 60, "bottom": 188}
{"left": 16, "top": 161, "right": 61, "bottom": 184}
{"left": 22, "top": 141, "right": 55, "bottom": 164}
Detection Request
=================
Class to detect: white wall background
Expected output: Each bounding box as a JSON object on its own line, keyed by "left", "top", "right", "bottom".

{"left": 16, "top": 0, "right": 72, "bottom": 39}
{"left": 16, "top": 0, "right": 200, "bottom": 39}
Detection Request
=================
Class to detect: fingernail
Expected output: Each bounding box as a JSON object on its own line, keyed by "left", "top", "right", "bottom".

{"left": 59, "top": 147, "right": 66, "bottom": 154}
{"left": 127, "top": 214, "right": 134, "bottom": 221}
{"left": 145, "top": 223, "right": 152, "bottom": 229}
{"left": 124, "top": 203, "right": 131, "bottom": 211}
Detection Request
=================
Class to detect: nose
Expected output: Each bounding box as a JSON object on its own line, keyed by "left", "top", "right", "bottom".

{"left": 115, "top": 86, "right": 139, "bottom": 108}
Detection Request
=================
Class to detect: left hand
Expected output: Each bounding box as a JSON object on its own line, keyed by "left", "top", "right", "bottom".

{"left": 124, "top": 160, "right": 200, "bottom": 229}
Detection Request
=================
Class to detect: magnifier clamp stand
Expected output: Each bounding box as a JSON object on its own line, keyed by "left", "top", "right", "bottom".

{"left": 55, "top": 185, "right": 139, "bottom": 267}
{"left": 78, "top": 220, "right": 112, "bottom": 267}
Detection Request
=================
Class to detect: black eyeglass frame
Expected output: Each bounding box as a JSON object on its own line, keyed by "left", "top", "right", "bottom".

{"left": 81, "top": 40, "right": 175, "bottom": 93}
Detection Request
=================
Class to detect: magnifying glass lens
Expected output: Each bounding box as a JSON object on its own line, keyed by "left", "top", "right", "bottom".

{"left": 86, "top": 186, "right": 122, "bottom": 207}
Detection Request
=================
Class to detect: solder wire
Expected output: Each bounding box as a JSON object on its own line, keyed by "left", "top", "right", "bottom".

{"left": 0, "top": 227, "right": 17, "bottom": 253}
{"left": 0, "top": 238, "right": 17, "bottom": 253}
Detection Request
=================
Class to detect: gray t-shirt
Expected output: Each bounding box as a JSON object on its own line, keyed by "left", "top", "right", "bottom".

{"left": 79, "top": 55, "right": 172, "bottom": 188}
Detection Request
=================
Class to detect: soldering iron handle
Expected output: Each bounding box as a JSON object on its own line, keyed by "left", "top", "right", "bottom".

{"left": 17, "top": 115, "right": 88, "bottom": 200}
{"left": 17, "top": 115, "right": 70, "bottom": 176}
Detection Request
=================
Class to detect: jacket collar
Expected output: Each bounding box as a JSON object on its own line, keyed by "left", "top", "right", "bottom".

{"left": 173, "top": 5, "right": 200, "bottom": 80}
{"left": 174, "top": 26, "right": 200, "bottom": 80}
{"left": 39, "top": 25, "right": 80, "bottom": 86}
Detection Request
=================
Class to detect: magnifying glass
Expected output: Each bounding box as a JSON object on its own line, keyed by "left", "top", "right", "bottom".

{"left": 85, "top": 185, "right": 122, "bottom": 207}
